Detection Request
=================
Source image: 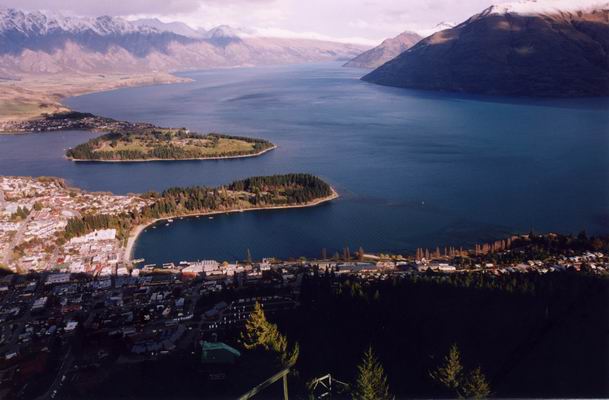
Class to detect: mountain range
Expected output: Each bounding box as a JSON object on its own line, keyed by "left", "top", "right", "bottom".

{"left": 0, "top": 8, "right": 368, "bottom": 77}
{"left": 131, "top": 18, "right": 209, "bottom": 39}
{"left": 363, "top": 0, "right": 609, "bottom": 97}
{"left": 343, "top": 31, "right": 422, "bottom": 69}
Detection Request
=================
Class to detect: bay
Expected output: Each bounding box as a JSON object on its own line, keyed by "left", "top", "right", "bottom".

{"left": 1, "top": 62, "right": 607, "bottom": 262}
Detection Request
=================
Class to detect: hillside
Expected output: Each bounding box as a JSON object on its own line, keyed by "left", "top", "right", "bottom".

{"left": 344, "top": 31, "right": 422, "bottom": 69}
{"left": 362, "top": 1, "right": 609, "bottom": 97}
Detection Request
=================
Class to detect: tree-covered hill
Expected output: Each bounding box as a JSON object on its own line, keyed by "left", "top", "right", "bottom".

{"left": 66, "top": 129, "right": 274, "bottom": 161}
{"left": 63, "top": 174, "right": 334, "bottom": 242}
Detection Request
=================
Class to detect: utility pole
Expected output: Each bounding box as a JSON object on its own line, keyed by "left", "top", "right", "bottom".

{"left": 283, "top": 373, "right": 289, "bottom": 400}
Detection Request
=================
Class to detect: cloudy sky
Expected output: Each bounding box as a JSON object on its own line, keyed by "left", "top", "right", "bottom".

{"left": 0, "top": 0, "right": 551, "bottom": 44}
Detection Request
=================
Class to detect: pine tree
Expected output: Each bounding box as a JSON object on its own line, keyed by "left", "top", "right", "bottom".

{"left": 462, "top": 367, "right": 491, "bottom": 399}
{"left": 429, "top": 344, "right": 463, "bottom": 392}
{"left": 352, "top": 346, "right": 392, "bottom": 400}
{"left": 241, "top": 302, "right": 276, "bottom": 351}
{"left": 241, "top": 302, "right": 299, "bottom": 367}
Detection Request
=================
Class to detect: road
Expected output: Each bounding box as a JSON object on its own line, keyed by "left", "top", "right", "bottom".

{"left": 1, "top": 210, "right": 34, "bottom": 268}
{"left": 35, "top": 347, "right": 73, "bottom": 400}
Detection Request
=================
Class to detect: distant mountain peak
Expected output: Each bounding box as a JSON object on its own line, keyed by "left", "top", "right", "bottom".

{"left": 131, "top": 17, "right": 206, "bottom": 38}
{"left": 480, "top": 0, "right": 609, "bottom": 16}
{"left": 204, "top": 25, "right": 243, "bottom": 47}
{"left": 433, "top": 21, "right": 456, "bottom": 31}
{"left": 363, "top": 1, "right": 609, "bottom": 97}
{"left": 344, "top": 30, "right": 422, "bottom": 69}
{"left": 378, "top": 31, "right": 420, "bottom": 46}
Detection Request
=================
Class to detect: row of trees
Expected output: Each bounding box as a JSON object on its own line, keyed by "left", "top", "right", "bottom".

{"left": 282, "top": 269, "right": 609, "bottom": 398}
{"left": 10, "top": 206, "right": 30, "bottom": 222}
{"left": 350, "top": 343, "right": 490, "bottom": 400}
{"left": 64, "top": 213, "right": 134, "bottom": 242}
{"left": 241, "top": 301, "right": 489, "bottom": 399}
{"left": 429, "top": 344, "right": 491, "bottom": 399}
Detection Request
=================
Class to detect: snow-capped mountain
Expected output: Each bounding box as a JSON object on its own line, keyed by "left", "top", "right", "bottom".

{"left": 478, "top": 0, "right": 608, "bottom": 16}
{"left": 206, "top": 25, "right": 242, "bottom": 39}
{"left": 432, "top": 21, "right": 456, "bottom": 31}
{"left": 0, "top": 8, "right": 194, "bottom": 59}
{"left": 204, "top": 25, "right": 244, "bottom": 47}
{"left": 0, "top": 8, "right": 368, "bottom": 75}
{"left": 131, "top": 18, "right": 207, "bottom": 38}
{"left": 0, "top": 8, "right": 158, "bottom": 36}
{"left": 363, "top": 0, "right": 609, "bottom": 97}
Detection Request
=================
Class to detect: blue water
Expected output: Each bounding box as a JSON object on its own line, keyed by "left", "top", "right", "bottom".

{"left": 1, "top": 62, "right": 608, "bottom": 263}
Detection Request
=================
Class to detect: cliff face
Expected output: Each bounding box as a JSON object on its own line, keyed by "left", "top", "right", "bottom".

{"left": 363, "top": 3, "right": 609, "bottom": 97}
{"left": 344, "top": 31, "right": 422, "bottom": 69}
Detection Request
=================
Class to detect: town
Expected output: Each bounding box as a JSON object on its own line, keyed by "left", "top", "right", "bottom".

{"left": 0, "top": 112, "right": 158, "bottom": 134}
{"left": 0, "top": 176, "right": 150, "bottom": 275}
{"left": 0, "top": 175, "right": 608, "bottom": 399}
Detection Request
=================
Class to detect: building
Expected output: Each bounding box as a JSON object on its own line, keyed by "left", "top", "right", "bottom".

{"left": 69, "top": 229, "right": 116, "bottom": 244}
{"left": 45, "top": 273, "right": 71, "bottom": 285}
{"left": 200, "top": 341, "right": 241, "bottom": 365}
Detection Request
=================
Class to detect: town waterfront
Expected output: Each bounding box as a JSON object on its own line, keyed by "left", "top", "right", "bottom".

{"left": 1, "top": 63, "right": 608, "bottom": 263}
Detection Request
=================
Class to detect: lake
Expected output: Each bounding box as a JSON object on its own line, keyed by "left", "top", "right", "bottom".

{"left": 1, "top": 62, "right": 608, "bottom": 263}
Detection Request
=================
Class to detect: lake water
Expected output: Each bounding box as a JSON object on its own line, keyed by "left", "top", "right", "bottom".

{"left": 1, "top": 63, "right": 608, "bottom": 263}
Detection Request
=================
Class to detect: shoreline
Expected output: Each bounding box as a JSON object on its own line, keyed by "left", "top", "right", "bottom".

{"left": 123, "top": 187, "right": 339, "bottom": 263}
{"left": 67, "top": 145, "right": 277, "bottom": 163}
{"left": 0, "top": 72, "right": 191, "bottom": 130}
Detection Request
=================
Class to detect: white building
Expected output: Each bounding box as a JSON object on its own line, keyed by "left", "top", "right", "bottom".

{"left": 69, "top": 229, "right": 116, "bottom": 244}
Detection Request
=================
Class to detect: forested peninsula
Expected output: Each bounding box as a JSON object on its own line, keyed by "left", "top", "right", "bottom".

{"left": 62, "top": 173, "right": 337, "bottom": 246}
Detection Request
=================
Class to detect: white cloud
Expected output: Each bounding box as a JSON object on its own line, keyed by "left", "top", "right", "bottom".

{"left": 2, "top": 0, "right": 602, "bottom": 44}
{"left": 0, "top": 0, "right": 274, "bottom": 17}
{"left": 246, "top": 27, "right": 381, "bottom": 46}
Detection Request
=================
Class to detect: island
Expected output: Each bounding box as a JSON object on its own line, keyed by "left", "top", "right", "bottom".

{"left": 66, "top": 129, "right": 276, "bottom": 161}
{"left": 0, "top": 173, "right": 338, "bottom": 273}
{"left": 1, "top": 110, "right": 276, "bottom": 161}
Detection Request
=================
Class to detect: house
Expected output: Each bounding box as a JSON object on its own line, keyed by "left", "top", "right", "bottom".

{"left": 45, "top": 273, "right": 71, "bottom": 285}
{"left": 200, "top": 341, "right": 241, "bottom": 365}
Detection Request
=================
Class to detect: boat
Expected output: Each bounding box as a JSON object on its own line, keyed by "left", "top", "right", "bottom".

{"left": 168, "top": 219, "right": 174, "bottom": 223}
{"left": 209, "top": 216, "right": 214, "bottom": 220}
